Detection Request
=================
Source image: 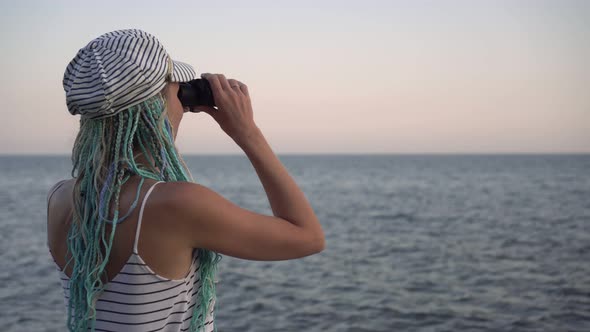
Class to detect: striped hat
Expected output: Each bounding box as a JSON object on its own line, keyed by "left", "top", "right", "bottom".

{"left": 63, "top": 29, "right": 197, "bottom": 119}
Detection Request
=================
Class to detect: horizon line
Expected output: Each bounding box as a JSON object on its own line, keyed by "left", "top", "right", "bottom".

{"left": 1, "top": 152, "right": 589, "bottom": 156}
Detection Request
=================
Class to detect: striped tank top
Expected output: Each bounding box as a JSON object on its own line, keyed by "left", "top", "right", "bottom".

{"left": 47, "top": 180, "right": 216, "bottom": 331}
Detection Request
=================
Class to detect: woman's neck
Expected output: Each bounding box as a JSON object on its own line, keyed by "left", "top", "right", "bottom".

{"left": 132, "top": 150, "right": 160, "bottom": 173}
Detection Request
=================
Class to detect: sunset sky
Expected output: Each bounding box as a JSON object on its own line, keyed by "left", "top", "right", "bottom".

{"left": 1, "top": 0, "right": 588, "bottom": 154}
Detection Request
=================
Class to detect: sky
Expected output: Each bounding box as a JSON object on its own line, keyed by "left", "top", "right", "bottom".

{"left": 0, "top": 0, "right": 588, "bottom": 154}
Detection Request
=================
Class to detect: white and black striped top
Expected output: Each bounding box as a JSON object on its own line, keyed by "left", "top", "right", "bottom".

{"left": 48, "top": 181, "right": 215, "bottom": 331}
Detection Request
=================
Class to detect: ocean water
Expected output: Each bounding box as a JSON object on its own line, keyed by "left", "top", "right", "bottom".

{"left": 0, "top": 154, "right": 589, "bottom": 332}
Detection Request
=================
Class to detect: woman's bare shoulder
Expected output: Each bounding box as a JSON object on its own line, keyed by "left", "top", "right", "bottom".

{"left": 47, "top": 179, "right": 75, "bottom": 202}
{"left": 150, "top": 181, "right": 208, "bottom": 207}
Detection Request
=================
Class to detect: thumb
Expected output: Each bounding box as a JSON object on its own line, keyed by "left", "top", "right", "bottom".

{"left": 194, "top": 105, "right": 218, "bottom": 117}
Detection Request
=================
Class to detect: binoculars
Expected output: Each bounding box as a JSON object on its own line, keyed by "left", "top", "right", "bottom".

{"left": 177, "top": 79, "right": 215, "bottom": 112}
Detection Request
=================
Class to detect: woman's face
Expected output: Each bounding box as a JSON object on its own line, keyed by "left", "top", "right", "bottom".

{"left": 164, "top": 82, "right": 185, "bottom": 140}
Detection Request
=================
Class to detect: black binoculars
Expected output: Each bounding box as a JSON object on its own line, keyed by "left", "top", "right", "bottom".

{"left": 177, "top": 79, "right": 215, "bottom": 112}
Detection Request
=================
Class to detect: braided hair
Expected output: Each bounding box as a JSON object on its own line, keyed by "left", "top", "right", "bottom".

{"left": 65, "top": 83, "right": 222, "bottom": 331}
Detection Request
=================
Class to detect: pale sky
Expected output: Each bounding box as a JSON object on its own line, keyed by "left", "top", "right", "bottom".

{"left": 1, "top": 0, "right": 588, "bottom": 154}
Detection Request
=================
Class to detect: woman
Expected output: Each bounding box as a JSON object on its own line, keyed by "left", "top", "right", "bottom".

{"left": 46, "top": 29, "right": 325, "bottom": 332}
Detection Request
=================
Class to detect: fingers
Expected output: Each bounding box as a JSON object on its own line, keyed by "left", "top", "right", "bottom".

{"left": 194, "top": 105, "right": 218, "bottom": 120}
{"left": 227, "top": 79, "right": 244, "bottom": 95}
{"left": 202, "top": 73, "right": 249, "bottom": 98}
{"left": 239, "top": 83, "right": 249, "bottom": 98}
{"left": 216, "top": 74, "right": 232, "bottom": 91}
{"left": 227, "top": 78, "right": 239, "bottom": 87}
{"left": 201, "top": 73, "right": 224, "bottom": 99}
{"left": 228, "top": 78, "right": 249, "bottom": 98}
{"left": 199, "top": 106, "right": 217, "bottom": 114}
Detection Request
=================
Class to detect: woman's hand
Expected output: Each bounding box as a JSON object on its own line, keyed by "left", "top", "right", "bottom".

{"left": 195, "top": 73, "right": 259, "bottom": 144}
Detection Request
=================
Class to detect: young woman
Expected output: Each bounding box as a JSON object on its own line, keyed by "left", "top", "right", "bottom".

{"left": 46, "top": 29, "right": 325, "bottom": 332}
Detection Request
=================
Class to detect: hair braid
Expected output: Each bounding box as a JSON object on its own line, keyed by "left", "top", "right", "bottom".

{"left": 65, "top": 85, "right": 222, "bottom": 331}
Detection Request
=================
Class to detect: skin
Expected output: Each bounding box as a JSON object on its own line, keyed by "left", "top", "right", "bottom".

{"left": 47, "top": 80, "right": 228, "bottom": 280}
{"left": 131, "top": 82, "right": 184, "bottom": 170}
{"left": 164, "top": 82, "right": 185, "bottom": 141}
{"left": 49, "top": 82, "right": 193, "bottom": 281}
{"left": 48, "top": 75, "right": 324, "bottom": 282}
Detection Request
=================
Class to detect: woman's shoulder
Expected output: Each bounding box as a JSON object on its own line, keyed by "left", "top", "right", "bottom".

{"left": 147, "top": 182, "right": 218, "bottom": 224}
{"left": 148, "top": 181, "right": 202, "bottom": 212}
{"left": 48, "top": 178, "right": 71, "bottom": 191}
{"left": 152, "top": 181, "right": 218, "bottom": 206}
{"left": 46, "top": 178, "right": 209, "bottom": 211}
{"left": 47, "top": 179, "right": 74, "bottom": 203}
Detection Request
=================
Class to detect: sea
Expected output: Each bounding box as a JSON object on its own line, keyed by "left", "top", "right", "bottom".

{"left": 0, "top": 154, "right": 589, "bottom": 332}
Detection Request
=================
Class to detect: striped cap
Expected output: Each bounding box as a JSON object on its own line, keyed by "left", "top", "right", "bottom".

{"left": 63, "top": 29, "right": 197, "bottom": 119}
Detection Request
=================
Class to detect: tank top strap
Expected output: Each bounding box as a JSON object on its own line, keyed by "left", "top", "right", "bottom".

{"left": 47, "top": 179, "right": 68, "bottom": 207}
{"left": 133, "top": 180, "right": 165, "bottom": 254}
